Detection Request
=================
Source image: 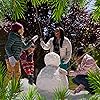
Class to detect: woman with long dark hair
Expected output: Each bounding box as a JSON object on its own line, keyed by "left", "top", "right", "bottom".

{"left": 40, "top": 27, "right": 72, "bottom": 70}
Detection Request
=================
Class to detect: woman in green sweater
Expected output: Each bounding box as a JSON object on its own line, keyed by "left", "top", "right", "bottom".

{"left": 5, "top": 22, "right": 38, "bottom": 86}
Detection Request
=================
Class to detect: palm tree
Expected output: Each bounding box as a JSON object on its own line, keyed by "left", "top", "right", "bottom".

{"left": 0, "top": 0, "right": 99, "bottom": 22}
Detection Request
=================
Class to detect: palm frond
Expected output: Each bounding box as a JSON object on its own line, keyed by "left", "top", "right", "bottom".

{"left": 50, "top": 0, "right": 69, "bottom": 22}
{"left": 11, "top": 0, "right": 26, "bottom": 20}
{"left": 75, "top": 0, "right": 88, "bottom": 8}
{"left": 40, "top": 0, "right": 49, "bottom": 4}
{"left": 31, "top": 0, "right": 41, "bottom": 7}
{"left": 91, "top": 0, "right": 100, "bottom": 22}
{"left": 19, "top": 86, "right": 44, "bottom": 100}
{"left": 0, "top": 0, "right": 26, "bottom": 21}
{"left": 92, "top": 6, "right": 100, "bottom": 22}
{"left": 88, "top": 69, "right": 100, "bottom": 94}
{"left": 53, "top": 86, "right": 70, "bottom": 100}
{"left": 6, "top": 78, "right": 22, "bottom": 100}
{"left": 89, "top": 93, "right": 100, "bottom": 100}
{"left": 0, "top": 62, "right": 6, "bottom": 100}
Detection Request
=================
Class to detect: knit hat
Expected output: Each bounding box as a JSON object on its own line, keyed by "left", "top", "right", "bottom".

{"left": 44, "top": 52, "right": 60, "bottom": 67}
{"left": 11, "top": 22, "right": 23, "bottom": 32}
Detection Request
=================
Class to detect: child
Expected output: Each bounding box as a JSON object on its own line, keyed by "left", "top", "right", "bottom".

{"left": 69, "top": 47, "right": 99, "bottom": 94}
{"left": 20, "top": 45, "right": 35, "bottom": 85}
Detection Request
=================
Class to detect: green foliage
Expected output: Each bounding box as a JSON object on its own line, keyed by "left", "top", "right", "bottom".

{"left": 92, "top": 0, "right": 100, "bottom": 22}
{"left": 0, "top": 61, "right": 21, "bottom": 100}
{"left": 87, "top": 69, "right": 100, "bottom": 100}
{"left": 0, "top": 61, "right": 44, "bottom": 100}
{"left": 91, "top": 48, "right": 100, "bottom": 67}
{"left": 51, "top": 0, "right": 69, "bottom": 22}
{"left": 0, "top": 62, "right": 6, "bottom": 99}
{"left": 31, "top": 0, "right": 41, "bottom": 7}
{"left": 72, "top": 0, "right": 87, "bottom": 8}
{"left": 31, "top": 0, "right": 69, "bottom": 22}
{"left": 6, "top": 78, "right": 21, "bottom": 100}
{"left": 20, "top": 87, "right": 44, "bottom": 100}
{"left": 89, "top": 93, "right": 100, "bottom": 100}
{"left": 88, "top": 70, "right": 100, "bottom": 94}
{"left": 0, "top": 0, "right": 26, "bottom": 21}
{"left": 77, "top": 0, "right": 87, "bottom": 7}
{"left": 0, "top": 0, "right": 100, "bottom": 22}
{"left": 1, "top": 60, "right": 100, "bottom": 100}
{"left": 53, "top": 86, "right": 69, "bottom": 100}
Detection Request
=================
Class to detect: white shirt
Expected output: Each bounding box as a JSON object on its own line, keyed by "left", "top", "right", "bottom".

{"left": 40, "top": 37, "right": 72, "bottom": 64}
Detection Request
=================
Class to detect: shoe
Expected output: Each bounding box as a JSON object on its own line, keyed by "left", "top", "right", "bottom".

{"left": 73, "top": 84, "right": 85, "bottom": 94}
{"left": 28, "top": 75, "right": 34, "bottom": 85}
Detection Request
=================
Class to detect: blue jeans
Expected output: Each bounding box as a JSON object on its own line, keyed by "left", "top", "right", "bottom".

{"left": 72, "top": 75, "right": 95, "bottom": 94}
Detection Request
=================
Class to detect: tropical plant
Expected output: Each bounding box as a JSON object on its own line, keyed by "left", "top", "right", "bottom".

{"left": 88, "top": 70, "right": 100, "bottom": 94}
{"left": 53, "top": 87, "right": 69, "bottom": 100}
{"left": 0, "top": 61, "right": 21, "bottom": 100}
{"left": 0, "top": 0, "right": 26, "bottom": 21}
{"left": 87, "top": 69, "right": 100, "bottom": 100}
{"left": 92, "top": 0, "right": 100, "bottom": 22}
{"left": 0, "top": 61, "right": 45, "bottom": 100}
{"left": 0, "top": 0, "right": 100, "bottom": 22}
{"left": 19, "top": 87, "right": 46, "bottom": 100}
{"left": 89, "top": 94, "right": 100, "bottom": 100}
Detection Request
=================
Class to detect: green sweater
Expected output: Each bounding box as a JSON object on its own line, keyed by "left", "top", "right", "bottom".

{"left": 5, "top": 32, "right": 32, "bottom": 60}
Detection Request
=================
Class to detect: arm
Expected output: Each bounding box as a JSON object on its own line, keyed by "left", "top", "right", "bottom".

{"left": 63, "top": 38, "right": 72, "bottom": 64}
{"left": 77, "top": 58, "right": 97, "bottom": 75}
{"left": 22, "top": 35, "right": 38, "bottom": 50}
{"left": 40, "top": 38, "right": 52, "bottom": 50}
{"left": 59, "top": 68, "right": 68, "bottom": 76}
{"left": 22, "top": 40, "right": 32, "bottom": 50}
{"left": 5, "top": 33, "right": 16, "bottom": 57}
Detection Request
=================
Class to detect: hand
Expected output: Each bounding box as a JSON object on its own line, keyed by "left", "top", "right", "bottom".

{"left": 8, "top": 56, "right": 17, "bottom": 67}
{"left": 59, "top": 68, "right": 68, "bottom": 75}
{"left": 69, "top": 70, "right": 77, "bottom": 77}
{"left": 31, "top": 35, "right": 38, "bottom": 43}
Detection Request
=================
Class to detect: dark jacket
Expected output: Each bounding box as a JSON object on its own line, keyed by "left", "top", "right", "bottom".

{"left": 5, "top": 32, "right": 32, "bottom": 60}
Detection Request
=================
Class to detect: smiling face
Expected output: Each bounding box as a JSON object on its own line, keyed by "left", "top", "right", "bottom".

{"left": 18, "top": 26, "right": 24, "bottom": 36}
{"left": 54, "top": 28, "right": 61, "bottom": 39}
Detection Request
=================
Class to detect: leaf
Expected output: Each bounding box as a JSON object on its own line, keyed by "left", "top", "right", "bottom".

{"left": 31, "top": 0, "right": 41, "bottom": 7}
{"left": 88, "top": 69, "right": 100, "bottom": 94}
{"left": 51, "top": 0, "right": 69, "bottom": 22}
{"left": 91, "top": 0, "right": 100, "bottom": 22}
{"left": 0, "top": 0, "right": 26, "bottom": 21}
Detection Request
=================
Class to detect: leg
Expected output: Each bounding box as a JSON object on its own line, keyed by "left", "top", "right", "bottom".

{"left": 27, "top": 66, "right": 34, "bottom": 85}
{"left": 72, "top": 75, "right": 95, "bottom": 94}
{"left": 3, "top": 60, "right": 13, "bottom": 87}
{"left": 14, "top": 61, "right": 21, "bottom": 82}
